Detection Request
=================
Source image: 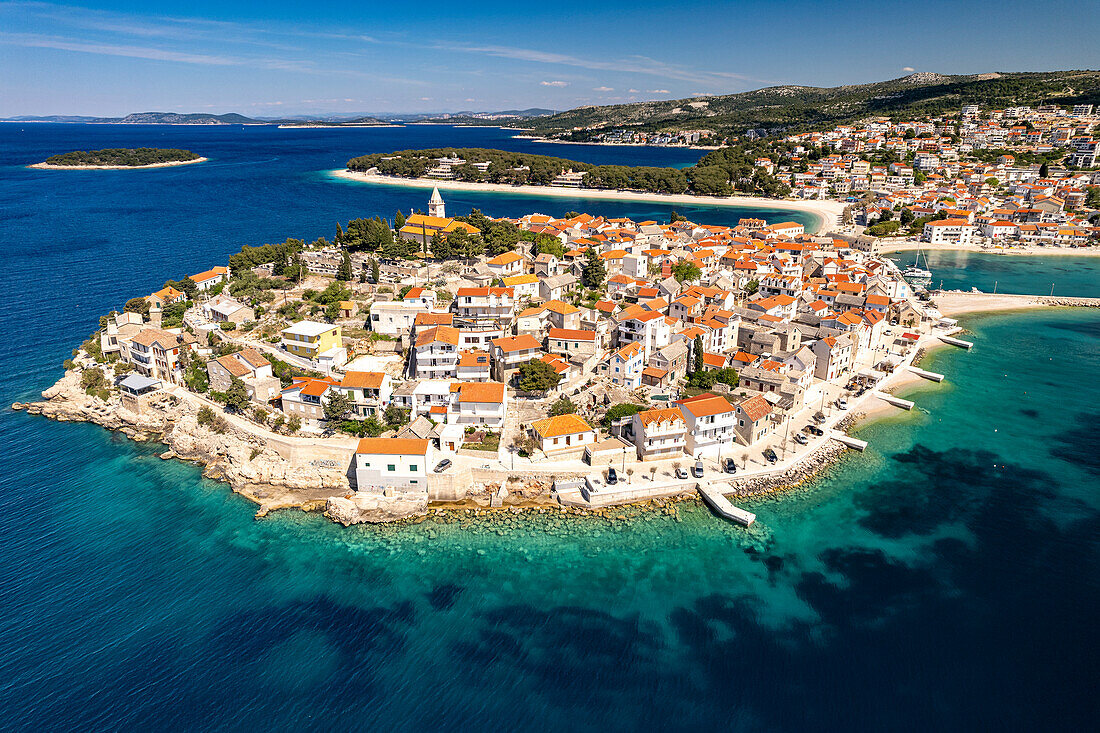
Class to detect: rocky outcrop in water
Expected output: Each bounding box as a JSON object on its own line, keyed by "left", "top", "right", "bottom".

{"left": 325, "top": 491, "right": 430, "bottom": 525}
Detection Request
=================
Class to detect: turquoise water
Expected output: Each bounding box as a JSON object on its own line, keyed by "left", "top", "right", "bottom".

{"left": 894, "top": 249, "right": 1100, "bottom": 297}
{"left": 1, "top": 125, "right": 1098, "bottom": 730}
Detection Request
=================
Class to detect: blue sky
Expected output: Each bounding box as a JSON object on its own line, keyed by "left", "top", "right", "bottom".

{"left": 1, "top": 0, "right": 1098, "bottom": 116}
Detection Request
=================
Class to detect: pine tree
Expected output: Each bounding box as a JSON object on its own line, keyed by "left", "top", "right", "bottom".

{"left": 582, "top": 247, "right": 606, "bottom": 289}
{"left": 335, "top": 222, "right": 344, "bottom": 245}
{"left": 693, "top": 335, "right": 705, "bottom": 374}
{"left": 370, "top": 259, "right": 380, "bottom": 283}
{"left": 394, "top": 210, "right": 406, "bottom": 229}
{"left": 336, "top": 250, "right": 352, "bottom": 281}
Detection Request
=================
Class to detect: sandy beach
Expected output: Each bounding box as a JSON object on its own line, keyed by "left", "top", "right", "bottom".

{"left": 330, "top": 169, "right": 845, "bottom": 233}
{"left": 28, "top": 156, "right": 208, "bottom": 170}
{"left": 933, "top": 291, "right": 1045, "bottom": 316}
{"left": 882, "top": 240, "right": 1100, "bottom": 257}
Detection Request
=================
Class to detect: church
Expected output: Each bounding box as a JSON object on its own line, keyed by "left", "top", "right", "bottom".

{"left": 398, "top": 188, "right": 481, "bottom": 243}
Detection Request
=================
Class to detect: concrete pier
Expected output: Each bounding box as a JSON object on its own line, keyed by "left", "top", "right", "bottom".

{"left": 939, "top": 335, "right": 974, "bottom": 349}
{"left": 874, "top": 392, "right": 915, "bottom": 410}
{"left": 908, "top": 366, "right": 945, "bottom": 382}
{"left": 830, "top": 431, "right": 868, "bottom": 451}
{"left": 697, "top": 483, "right": 756, "bottom": 526}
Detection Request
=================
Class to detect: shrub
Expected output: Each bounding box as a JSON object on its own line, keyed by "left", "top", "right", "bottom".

{"left": 219, "top": 321, "right": 236, "bottom": 331}
{"left": 286, "top": 415, "right": 301, "bottom": 433}
{"left": 197, "top": 406, "right": 217, "bottom": 427}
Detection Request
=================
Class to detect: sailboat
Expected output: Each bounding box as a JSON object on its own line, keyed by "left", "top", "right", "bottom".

{"left": 902, "top": 245, "right": 932, "bottom": 280}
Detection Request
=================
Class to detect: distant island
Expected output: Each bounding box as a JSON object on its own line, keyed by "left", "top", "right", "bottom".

{"left": 32, "top": 148, "right": 206, "bottom": 170}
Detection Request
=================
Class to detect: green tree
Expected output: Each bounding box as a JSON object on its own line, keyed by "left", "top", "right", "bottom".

{"left": 1039, "top": 162, "right": 1049, "bottom": 178}
{"left": 286, "top": 415, "right": 302, "bottom": 433}
{"left": 548, "top": 396, "right": 577, "bottom": 416}
{"left": 370, "top": 259, "right": 380, "bottom": 283}
{"left": 672, "top": 261, "right": 701, "bottom": 282}
{"left": 225, "top": 377, "right": 251, "bottom": 412}
{"left": 336, "top": 249, "right": 352, "bottom": 281}
{"left": 692, "top": 335, "right": 705, "bottom": 374}
{"left": 517, "top": 359, "right": 562, "bottom": 392}
{"left": 178, "top": 276, "right": 198, "bottom": 300}
{"left": 1084, "top": 186, "right": 1100, "bottom": 209}
{"left": 384, "top": 405, "right": 408, "bottom": 427}
{"left": 323, "top": 392, "right": 353, "bottom": 422}
{"left": 745, "top": 279, "right": 759, "bottom": 295}
{"left": 601, "top": 403, "right": 646, "bottom": 428}
{"left": 582, "top": 248, "right": 606, "bottom": 289}
{"left": 123, "top": 297, "right": 150, "bottom": 318}
{"left": 899, "top": 208, "right": 915, "bottom": 226}
{"left": 394, "top": 210, "right": 406, "bottom": 229}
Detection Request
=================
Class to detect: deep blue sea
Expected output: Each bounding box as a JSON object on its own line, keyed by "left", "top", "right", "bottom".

{"left": 1, "top": 125, "right": 1097, "bottom": 731}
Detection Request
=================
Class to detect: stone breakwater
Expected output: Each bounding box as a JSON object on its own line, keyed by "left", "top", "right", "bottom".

{"left": 1038, "top": 297, "right": 1100, "bottom": 307}
{"left": 726, "top": 441, "right": 851, "bottom": 499}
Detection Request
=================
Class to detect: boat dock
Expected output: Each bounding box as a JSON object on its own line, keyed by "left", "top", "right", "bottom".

{"left": 830, "top": 430, "right": 868, "bottom": 451}
{"left": 697, "top": 483, "right": 755, "bottom": 526}
{"left": 939, "top": 335, "right": 974, "bottom": 349}
{"left": 908, "top": 366, "right": 945, "bottom": 382}
{"left": 874, "top": 392, "right": 915, "bottom": 410}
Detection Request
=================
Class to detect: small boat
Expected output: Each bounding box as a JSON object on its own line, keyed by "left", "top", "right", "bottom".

{"left": 903, "top": 265, "right": 932, "bottom": 279}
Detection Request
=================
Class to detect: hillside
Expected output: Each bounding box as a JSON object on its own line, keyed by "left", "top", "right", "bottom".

{"left": 521, "top": 70, "right": 1100, "bottom": 139}
{"left": 107, "top": 112, "right": 260, "bottom": 125}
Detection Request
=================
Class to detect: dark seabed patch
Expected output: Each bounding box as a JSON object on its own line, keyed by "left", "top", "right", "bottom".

{"left": 1049, "top": 411, "right": 1100, "bottom": 475}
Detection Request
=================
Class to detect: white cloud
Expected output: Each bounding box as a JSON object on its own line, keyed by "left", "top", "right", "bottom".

{"left": 540, "top": 80, "right": 568, "bottom": 87}
{"left": 593, "top": 86, "right": 613, "bottom": 92}
{"left": 902, "top": 66, "right": 915, "bottom": 72}
{"left": 628, "top": 88, "right": 639, "bottom": 93}
{"left": 647, "top": 89, "right": 670, "bottom": 94}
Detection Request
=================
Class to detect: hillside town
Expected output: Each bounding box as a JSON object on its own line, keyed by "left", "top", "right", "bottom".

{"left": 62, "top": 182, "right": 978, "bottom": 522}
{"left": 593, "top": 104, "right": 1100, "bottom": 248}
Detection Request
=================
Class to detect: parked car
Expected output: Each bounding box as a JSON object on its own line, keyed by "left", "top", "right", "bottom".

{"left": 794, "top": 433, "right": 809, "bottom": 445}
{"left": 804, "top": 424, "right": 824, "bottom": 436}
{"left": 813, "top": 412, "right": 827, "bottom": 424}
{"left": 433, "top": 459, "right": 452, "bottom": 473}
{"left": 723, "top": 458, "right": 738, "bottom": 474}
{"left": 763, "top": 448, "right": 778, "bottom": 464}
{"left": 606, "top": 467, "right": 618, "bottom": 485}
{"left": 837, "top": 398, "right": 849, "bottom": 410}
{"left": 675, "top": 466, "right": 689, "bottom": 479}
{"left": 691, "top": 461, "right": 705, "bottom": 478}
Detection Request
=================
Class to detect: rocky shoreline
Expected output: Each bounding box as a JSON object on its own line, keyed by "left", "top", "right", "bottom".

{"left": 16, "top": 369, "right": 877, "bottom": 528}
{"left": 13, "top": 371, "right": 349, "bottom": 515}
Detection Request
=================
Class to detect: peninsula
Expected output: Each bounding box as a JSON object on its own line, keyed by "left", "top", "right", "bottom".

{"left": 22, "top": 186, "right": 1076, "bottom": 529}
{"left": 31, "top": 147, "right": 206, "bottom": 170}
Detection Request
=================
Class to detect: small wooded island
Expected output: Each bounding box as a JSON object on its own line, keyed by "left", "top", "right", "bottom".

{"left": 31, "top": 147, "right": 206, "bottom": 170}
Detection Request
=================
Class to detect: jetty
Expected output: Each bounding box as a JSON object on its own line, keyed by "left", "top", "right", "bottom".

{"left": 939, "top": 335, "right": 974, "bottom": 349}
{"left": 908, "top": 366, "right": 945, "bottom": 382}
{"left": 697, "top": 483, "right": 756, "bottom": 526}
{"left": 874, "top": 392, "right": 915, "bottom": 410}
{"left": 830, "top": 430, "right": 868, "bottom": 451}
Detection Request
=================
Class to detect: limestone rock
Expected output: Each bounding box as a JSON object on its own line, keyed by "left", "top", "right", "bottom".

{"left": 325, "top": 491, "right": 429, "bottom": 525}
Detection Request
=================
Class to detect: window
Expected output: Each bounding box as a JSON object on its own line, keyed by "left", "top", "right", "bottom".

{"left": 387, "top": 464, "right": 396, "bottom": 472}
{"left": 409, "top": 464, "right": 418, "bottom": 472}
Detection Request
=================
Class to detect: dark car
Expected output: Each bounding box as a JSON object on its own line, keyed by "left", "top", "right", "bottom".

{"left": 723, "top": 458, "right": 738, "bottom": 474}
{"left": 763, "top": 448, "right": 778, "bottom": 464}
{"left": 691, "top": 461, "right": 705, "bottom": 478}
{"left": 433, "top": 459, "right": 452, "bottom": 473}
{"left": 805, "top": 425, "right": 825, "bottom": 436}
{"left": 606, "top": 467, "right": 618, "bottom": 485}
